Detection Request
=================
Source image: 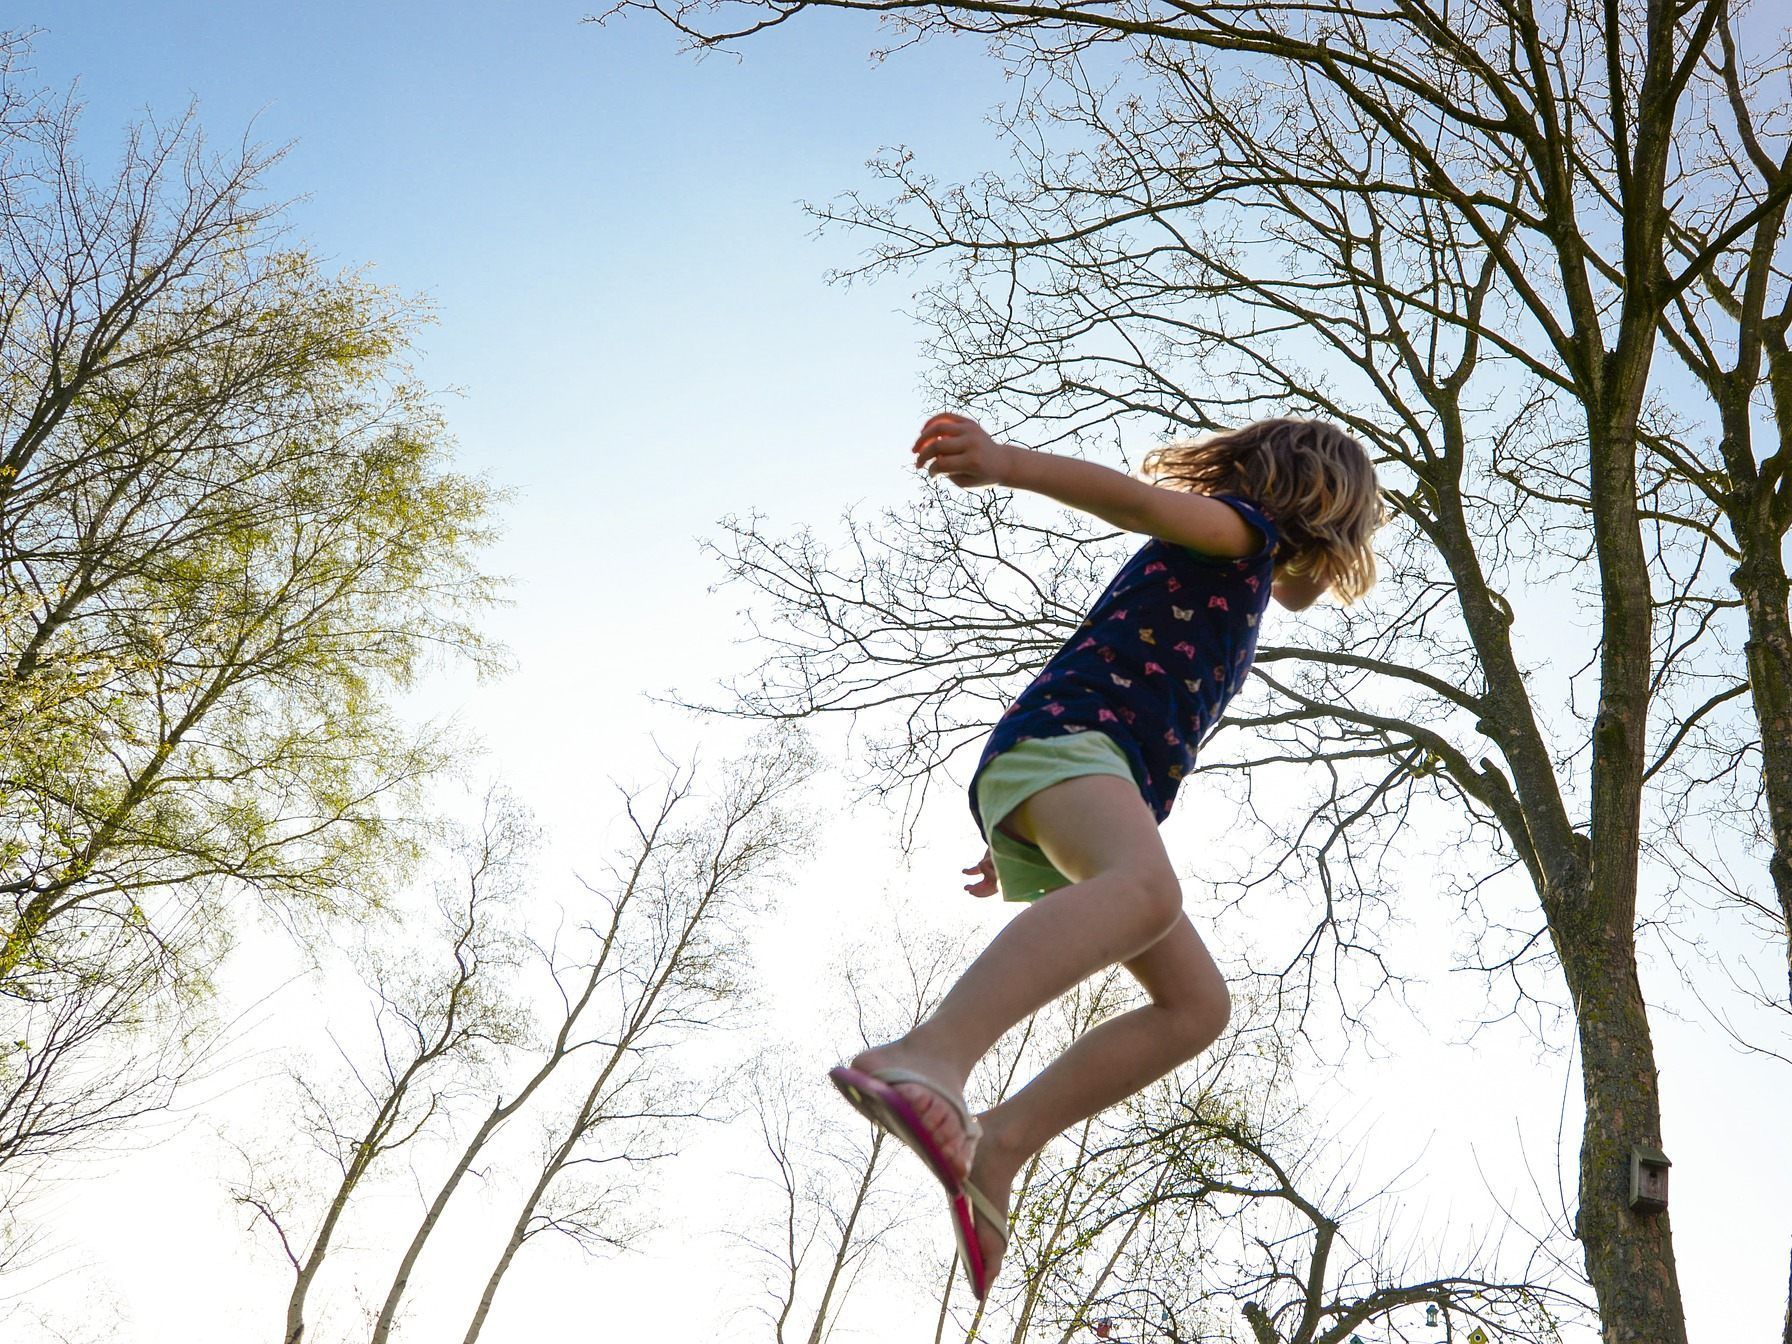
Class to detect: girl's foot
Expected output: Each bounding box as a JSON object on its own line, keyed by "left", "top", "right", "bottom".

{"left": 964, "top": 1126, "right": 1021, "bottom": 1290}
{"left": 849, "top": 1043, "right": 977, "bottom": 1181}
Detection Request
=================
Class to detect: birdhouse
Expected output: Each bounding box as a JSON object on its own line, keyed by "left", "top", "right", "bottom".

{"left": 1628, "top": 1145, "right": 1670, "bottom": 1214}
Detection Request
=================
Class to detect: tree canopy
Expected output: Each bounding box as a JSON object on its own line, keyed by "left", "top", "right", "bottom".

{"left": 0, "top": 31, "right": 503, "bottom": 1199}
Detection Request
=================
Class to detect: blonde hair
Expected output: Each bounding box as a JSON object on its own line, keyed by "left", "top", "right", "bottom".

{"left": 1141, "top": 418, "right": 1386, "bottom": 603}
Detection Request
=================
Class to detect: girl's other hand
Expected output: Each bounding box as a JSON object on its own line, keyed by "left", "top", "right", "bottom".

{"left": 962, "top": 847, "right": 998, "bottom": 898}
{"left": 913, "top": 413, "right": 1017, "bottom": 489}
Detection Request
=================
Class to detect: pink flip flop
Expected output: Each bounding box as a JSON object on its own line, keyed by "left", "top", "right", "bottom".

{"left": 826, "top": 1064, "right": 981, "bottom": 1192}
{"left": 953, "top": 1178, "right": 1009, "bottom": 1301}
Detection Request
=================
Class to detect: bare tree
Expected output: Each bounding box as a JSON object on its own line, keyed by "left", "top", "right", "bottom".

{"left": 233, "top": 734, "right": 814, "bottom": 1342}
{"left": 1643, "top": 14, "right": 1792, "bottom": 1015}
{"left": 898, "top": 972, "right": 1586, "bottom": 1344}
{"left": 232, "top": 793, "right": 531, "bottom": 1344}
{"left": 731, "top": 1049, "right": 907, "bottom": 1344}
{"left": 720, "top": 913, "right": 1581, "bottom": 1344}
{"left": 457, "top": 732, "right": 814, "bottom": 1342}
{"left": 0, "top": 912, "right": 218, "bottom": 1284}
{"left": 598, "top": 1, "right": 1791, "bottom": 1336}
{"left": 727, "top": 918, "right": 981, "bottom": 1343}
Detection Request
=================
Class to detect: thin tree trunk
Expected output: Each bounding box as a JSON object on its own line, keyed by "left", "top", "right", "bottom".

{"left": 805, "top": 1131, "right": 885, "bottom": 1344}
{"left": 284, "top": 932, "right": 483, "bottom": 1342}
{"left": 460, "top": 1040, "right": 631, "bottom": 1341}
{"left": 368, "top": 1103, "right": 505, "bottom": 1344}
{"left": 460, "top": 1129, "right": 571, "bottom": 1344}
{"left": 1783, "top": 1242, "right": 1791, "bottom": 1344}
{"left": 370, "top": 990, "right": 609, "bottom": 1342}
{"left": 1009, "top": 1122, "right": 1095, "bottom": 1343}
{"left": 286, "top": 1158, "right": 371, "bottom": 1344}
{"left": 376, "top": 799, "right": 675, "bottom": 1341}
{"left": 1735, "top": 514, "right": 1792, "bottom": 1344}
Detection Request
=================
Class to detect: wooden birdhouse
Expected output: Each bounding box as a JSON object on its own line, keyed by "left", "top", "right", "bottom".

{"left": 1628, "top": 1145, "right": 1670, "bottom": 1214}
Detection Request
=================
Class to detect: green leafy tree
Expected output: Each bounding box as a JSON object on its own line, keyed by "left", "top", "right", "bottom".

{"left": 0, "top": 28, "right": 501, "bottom": 1225}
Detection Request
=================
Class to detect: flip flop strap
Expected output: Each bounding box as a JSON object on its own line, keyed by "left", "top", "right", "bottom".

{"left": 963, "top": 1180, "right": 1010, "bottom": 1249}
{"left": 869, "top": 1067, "right": 984, "bottom": 1140}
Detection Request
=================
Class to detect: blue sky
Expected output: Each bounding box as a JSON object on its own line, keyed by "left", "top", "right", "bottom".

{"left": 23, "top": 0, "right": 1010, "bottom": 645}
{"left": 7, "top": 5, "right": 1790, "bottom": 1342}
{"left": 6, "top": 8, "right": 1045, "bottom": 1339}
{"left": 14, "top": 1, "right": 1025, "bottom": 821}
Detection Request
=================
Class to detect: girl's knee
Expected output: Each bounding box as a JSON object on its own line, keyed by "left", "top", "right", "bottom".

{"left": 1120, "top": 864, "right": 1183, "bottom": 940}
{"left": 1167, "top": 969, "right": 1230, "bottom": 1057}
{"left": 1203, "top": 976, "right": 1233, "bottom": 1039}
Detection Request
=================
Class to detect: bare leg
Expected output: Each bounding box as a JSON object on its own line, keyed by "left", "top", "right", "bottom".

{"left": 964, "top": 914, "right": 1230, "bottom": 1278}
{"left": 849, "top": 772, "right": 1189, "bottom": 1180}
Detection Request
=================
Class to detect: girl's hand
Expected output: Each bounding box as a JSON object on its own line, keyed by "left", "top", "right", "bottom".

{"left": 913, "top": 414, "right": 1019, "bottom": 489}
{"left": 962, "top": 847, "right": 998, "bottom": 898}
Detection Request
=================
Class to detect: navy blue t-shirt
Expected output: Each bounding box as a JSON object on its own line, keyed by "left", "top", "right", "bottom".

{"left": 969, "top": 495, "right": 1280, "bottom": 834}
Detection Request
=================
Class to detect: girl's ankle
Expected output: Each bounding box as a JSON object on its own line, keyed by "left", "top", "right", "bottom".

{"left": 969, "top": 1115, "right": 1029, "bottom": 1175}
{"left": 892, "top": 1033, "right": 976, "bottom": 1086}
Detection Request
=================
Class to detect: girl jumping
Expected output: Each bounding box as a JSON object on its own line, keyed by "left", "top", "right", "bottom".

{"left": 829, "top": 412, "right": 1384, "bottom": 1301}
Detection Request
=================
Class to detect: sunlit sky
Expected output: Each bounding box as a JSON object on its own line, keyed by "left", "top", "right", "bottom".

{"left": 5, "top": 4, "right": 1788, "bottom": 1341}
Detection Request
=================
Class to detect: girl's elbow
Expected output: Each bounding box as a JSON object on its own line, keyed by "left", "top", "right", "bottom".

{"left": 1273, "top": 582, "right": 1322, "bottom": 612}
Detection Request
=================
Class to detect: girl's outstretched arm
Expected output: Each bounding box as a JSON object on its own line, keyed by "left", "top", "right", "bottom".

{"left": 913, "top": 413, "right": 1260, "bottom": 560}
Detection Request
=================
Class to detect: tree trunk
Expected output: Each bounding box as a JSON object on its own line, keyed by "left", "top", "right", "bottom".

{"left": 806, "top": 1135, "right": 883, "bottom": 1344}
{"left": 460, "top": 1154, "right": 556, "bottom": 1344}
{"left": 1732, "top": 532, "right": 1792, "bottom": 1004}
{"left": 369, "top": 1104, "right": 506, "bottom": 1344}
{"left": 1566, "top": 386, "right": 1689, "bottom": 1342}
{"left": 1557, "top": 894, "right": 1687, "bottom": 1343}
{"left": 1783, "top": 1242, "right": 1791, "bottom": 1344}
{"left": 1728, "top": 491, "right": 1792, "bottom": 1344}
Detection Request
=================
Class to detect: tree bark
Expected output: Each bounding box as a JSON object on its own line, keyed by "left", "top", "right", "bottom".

{"left": 1555, "top": 873, "right": 1687, "bottom": 1343}
{"left": 1732, "top": 508, "right": 1792, "bottom": 1003}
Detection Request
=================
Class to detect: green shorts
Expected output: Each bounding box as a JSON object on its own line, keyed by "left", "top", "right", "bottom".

{"left": 974, "top": 731, "right": 1142, "bottom": 903}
